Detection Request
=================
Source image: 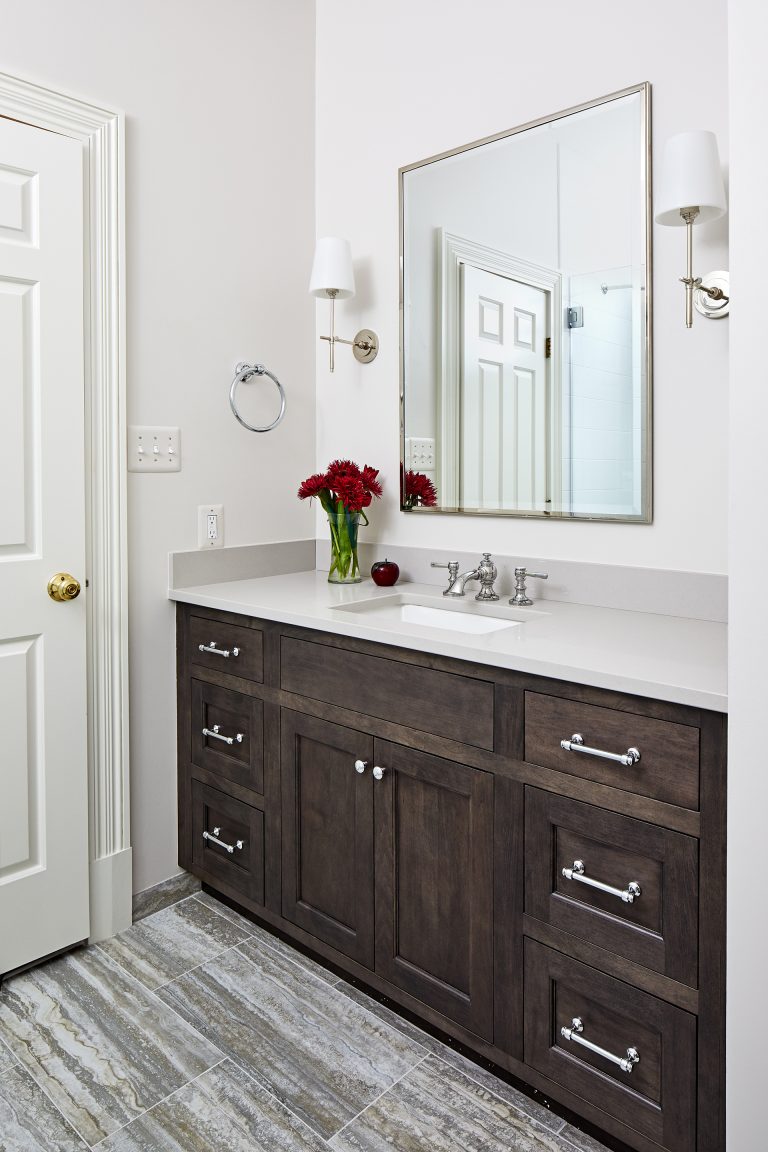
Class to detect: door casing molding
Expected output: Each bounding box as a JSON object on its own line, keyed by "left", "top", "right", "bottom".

{"left": 0, "top": 70, "right": 131, "bottom": 938}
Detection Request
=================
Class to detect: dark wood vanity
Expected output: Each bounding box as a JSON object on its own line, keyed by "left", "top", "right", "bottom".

{"left": 176, "top": 602, "right": 726, "bottom": 1152}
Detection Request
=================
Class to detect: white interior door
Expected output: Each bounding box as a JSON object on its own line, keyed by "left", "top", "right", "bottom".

{"left": 0, "top": 116, "right": 89, "bottom": 975}
{"left": 461, "top": 264, "right": 550, "bottom": 511}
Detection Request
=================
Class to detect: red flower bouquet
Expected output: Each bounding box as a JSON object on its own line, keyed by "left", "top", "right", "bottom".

{"left": 299, "top": 459, "right": 382, "bottom": 583}
{"left": 403, "top": 469, "right": 438, "bottom": 510}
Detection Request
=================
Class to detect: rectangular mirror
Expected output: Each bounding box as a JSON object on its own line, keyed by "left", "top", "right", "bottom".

{"left": 400, "top": 83, "right": 651, "bottom": 521}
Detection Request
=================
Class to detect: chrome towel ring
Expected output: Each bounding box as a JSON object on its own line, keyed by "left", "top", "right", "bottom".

{"left": 229, "top": 361, "right": 286, "bottom": 433}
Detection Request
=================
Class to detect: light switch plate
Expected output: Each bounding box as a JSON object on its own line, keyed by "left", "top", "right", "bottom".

{"left": 407, "top": 437, "right": 436, "bottom": 470}
{"left": 128, "top": 426, "right": 181, "bottom": 471}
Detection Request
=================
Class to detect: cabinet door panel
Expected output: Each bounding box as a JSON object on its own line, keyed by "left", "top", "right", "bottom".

{"left": 281, "top": 710, "right": 374, "bottom": 967}
{"left": 374, "top": 740, "right": 493, "bottom": 1039}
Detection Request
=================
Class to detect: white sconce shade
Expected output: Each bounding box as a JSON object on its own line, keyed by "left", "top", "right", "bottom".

{"left": 309, "top": 237, "right": 355, "bottom": 298}
{"left": 655, "top": 130, "right": 727, "bottom": 226}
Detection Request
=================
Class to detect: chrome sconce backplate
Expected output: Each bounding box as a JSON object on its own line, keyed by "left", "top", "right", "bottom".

{"left": 694, "top": 270, "right": 730, "bottom": 319}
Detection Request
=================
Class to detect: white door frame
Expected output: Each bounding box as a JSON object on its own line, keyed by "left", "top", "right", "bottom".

{"left": 0, "top": 70, "right": 131, "bottom": 940}
{"left": 438, "top": 230, "right": 563, "bottom": 511}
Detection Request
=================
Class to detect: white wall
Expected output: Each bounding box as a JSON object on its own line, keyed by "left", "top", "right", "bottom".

{"left": 1, "top": 0, "right": 316, "bottom": 891}
{"left": 727, "top": 1, "right": 767, "bottom": 1145}
{"left": 315, "top": 0, "right": 729, "bottom": 573}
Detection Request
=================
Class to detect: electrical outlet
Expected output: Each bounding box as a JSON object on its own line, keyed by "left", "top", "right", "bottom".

{"left": 128, "top": 426, "right": 181, "bottom": 471}
{"left": 407, "top": 437, "right": 436, "bottom": 470}
{"left": 198, "top": 504, "right": 224, "bottom": 549}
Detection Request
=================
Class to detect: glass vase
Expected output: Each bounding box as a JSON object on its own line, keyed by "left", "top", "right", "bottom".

{"left": 327, "top": 510, "right": 362, "bottom": 584}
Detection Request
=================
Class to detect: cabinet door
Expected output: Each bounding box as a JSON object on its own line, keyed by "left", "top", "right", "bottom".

{"left": 373, "top": 740, "right": 494, "bottom": 1039}
{"left": 281, "top": 710, "right": 374, "bottom": 967}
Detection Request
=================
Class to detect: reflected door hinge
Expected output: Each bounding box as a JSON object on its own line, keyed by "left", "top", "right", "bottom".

{"left": 566, "top": 305, "right": 584, "bottom": 329}
{"left": 545, "top": 337, "right": 552, "bottom": 359}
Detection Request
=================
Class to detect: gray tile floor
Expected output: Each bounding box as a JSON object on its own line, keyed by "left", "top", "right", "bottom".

{"left": 0, "top": 892, "right": 611, "bottom": 1151}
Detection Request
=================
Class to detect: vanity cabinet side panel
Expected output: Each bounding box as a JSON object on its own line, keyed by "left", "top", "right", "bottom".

{"left": 494, "top": 774, "right": 525, "bottom": 1059}
{"left": 177, "top": 604, "right": 193, "bottom": 871}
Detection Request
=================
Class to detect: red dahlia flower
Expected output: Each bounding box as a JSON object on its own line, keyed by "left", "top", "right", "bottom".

{"left": 403, "top": 470, "right": 438, "bottom": 509}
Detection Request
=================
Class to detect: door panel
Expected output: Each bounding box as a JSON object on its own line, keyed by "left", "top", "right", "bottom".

{"left": 0, "top": 117, "right": 88, "bottom": 976}
{"left": 281, "top": 710, "right": 374, "bottom": 966}
{"left": 461, "top": 264, "right": 549, "bottom": 512}
{"left": 374, "top": 740, "right": 494, "bottom": 1039}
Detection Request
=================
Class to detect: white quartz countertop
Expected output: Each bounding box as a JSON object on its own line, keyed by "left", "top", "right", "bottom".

{"left": 169, "top": 570, "right": 727, "bottom": 712}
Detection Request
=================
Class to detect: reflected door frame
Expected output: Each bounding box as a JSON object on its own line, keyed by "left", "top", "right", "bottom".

{"left": 0, "top": 71, "right": 130, "bottom": 940}
{"left": 438, "top": 230, "right": 563, "bottom": 511}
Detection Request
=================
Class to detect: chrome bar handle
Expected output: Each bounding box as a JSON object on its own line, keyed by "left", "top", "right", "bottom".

{"left": 562, "top": 860, "right": 641, "bottom": 904}
{"left": 198, "top": 641, "right": 240, "bottom": 658}
{"left": 202, "top": 724, "right": 244, "bottom": 746}
{"left": 560, "top": 733, "right": 640, "bottom": 767}
{"left": 560, "top": 1017, "right": 639, "bottom": 1074}
{"left": 203, "top": 827, "right": 245, "bottom": 854}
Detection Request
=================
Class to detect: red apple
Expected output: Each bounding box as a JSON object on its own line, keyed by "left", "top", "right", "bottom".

{"left": 371, "top": 558, "right": 400, "bottom": 587}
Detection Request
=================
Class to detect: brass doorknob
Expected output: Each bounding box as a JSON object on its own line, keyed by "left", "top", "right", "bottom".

{"left": 48, "top": 573, "right": 81, "bottom": 602}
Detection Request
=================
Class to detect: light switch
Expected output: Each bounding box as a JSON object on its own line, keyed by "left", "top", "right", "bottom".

{"left": 128, "top": 426, "right": 181, "bottom": 471}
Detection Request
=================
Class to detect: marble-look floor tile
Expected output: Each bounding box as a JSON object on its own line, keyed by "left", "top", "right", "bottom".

{"left": 558, "top": 1125, "right": 612, "bottom": 1152}
{"left": 132, "top": 872, "right": 201, "bottom": 923}
{"left": 329, "top": 1055, "right": 571, "bottom": 1152}
{"left": 0, "top": 1038, "right": 17, "bottom": 1076}
{"left": 0, "top": 1063, "right": 88, "bottom": 1151}
{"left": 334, "top": 981, "right": 564, "bottom": 1135}
{"left": 99, "top": 1059, "right": 328, "bottom": 1151}
{"left": 194, "top": 893, "right": 340, "bottom": 986}
{"left": 0, "top": 947, "right": 222, "bottom": 1146}
{"left": 98, "top": 896, "right": 253, "bottom": 990}
{"left": 156, "top": 940, "right": 427, "bottom": 1140}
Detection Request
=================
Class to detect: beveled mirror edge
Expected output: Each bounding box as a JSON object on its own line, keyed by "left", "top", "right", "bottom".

{"left": 398, "top": 81, "right": 653, "bottom": 524}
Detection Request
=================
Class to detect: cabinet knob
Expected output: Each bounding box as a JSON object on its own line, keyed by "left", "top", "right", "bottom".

{"left": 372, "top": 766, "right": 385, "bottom": 780}
{"left": 354, "top": 759, "right": 367, "bottom": 774}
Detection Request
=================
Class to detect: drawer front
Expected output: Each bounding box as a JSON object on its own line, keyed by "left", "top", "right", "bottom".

{"left": 525, "top": 789, "right": 699, "bottom": 986}
{"left": 281, "top": 636, "right": 495, "bottom": 750}
{"left": 525, "top": 692, "right": 700, "bottom": 810}
{"left": 525, "top": 939, "right": 696, "bottom": 1152}
{"left": 191, "top": 680, "right": 264, "bottom": 794}
{"left": 189, "top": 613, "right": 263, "bottom": 682}
{"left": 191, "top": 780, "right": 264, "bottom": 905}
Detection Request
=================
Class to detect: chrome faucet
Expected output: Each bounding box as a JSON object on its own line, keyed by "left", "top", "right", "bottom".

{"left": 509, "top": 566, "right": 549, "bottom": 606}
{"left": 431, "top": 554, "right": 499, "bottom": 601}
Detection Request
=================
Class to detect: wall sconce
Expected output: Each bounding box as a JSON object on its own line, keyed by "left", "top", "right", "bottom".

{"left": 655, "top": 130, "right": 729, "bottom": 328}
{"left": 309, "top": 237, "right": 379, "bottom": 372}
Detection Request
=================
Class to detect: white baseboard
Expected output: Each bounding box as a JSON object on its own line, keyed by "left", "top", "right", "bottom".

{"left": 89, "top": 848, "right": 133, "bottom": 942}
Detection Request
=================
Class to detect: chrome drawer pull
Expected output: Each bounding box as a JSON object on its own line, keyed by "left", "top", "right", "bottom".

{"left": 560, "top": 1017, "right": 640, "bottom": 1074}
{"left": 198, "top": 641, "right": 240, "bottom": 658}
{"left": 203, "top": 826, "right": 245, "bottom": 854}
{"left": 560, "top": 733, "right": 640, "bottom": 767}
{"left": 562, "top": 860, "right": 641, "bottom": 904}
{"left": 202, "top": 724, "right": 244, "bottom": 746}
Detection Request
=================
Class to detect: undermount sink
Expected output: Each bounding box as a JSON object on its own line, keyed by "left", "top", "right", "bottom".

{"left": 331, "top": 592, "right": 543, "bottom": 635}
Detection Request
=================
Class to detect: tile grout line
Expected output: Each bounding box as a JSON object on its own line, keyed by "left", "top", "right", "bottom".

{"left": 0, "top": 1045, "right": 97, "bottom": 1151}
{"left": 326, "top": 1053, "right": 431, "bottom": 1146}
{"left": 429, "top": 1050, "right": 567, "bottom": 1137}
{"left": 88, "top": 1058, "right": 230, "bottom": 1148}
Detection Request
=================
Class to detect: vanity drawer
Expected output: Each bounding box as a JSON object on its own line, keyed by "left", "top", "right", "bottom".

{"left": 525, "top": 788, "right": 699, "bottom": 986}
{"left": 280, "top": 636, "right": 495, "bottom": 750}
{"left": 525, "top": 939, "right": 696, "bottom": 1152}
{"left": 524, "top": 692, "right": 700, "bottom": 810}
{"left": 191, "top": 680, "right": 264, "bottom": 794}
{"left": 189, "top": 613, "right": 263, "bottom": 682}
{"left": 191, "top": 780, "right": 264, "bottom": 905}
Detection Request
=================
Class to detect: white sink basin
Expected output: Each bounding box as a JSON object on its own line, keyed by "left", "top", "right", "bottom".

{"left": 330, "top": 592, "right": 543, "bottom": 635}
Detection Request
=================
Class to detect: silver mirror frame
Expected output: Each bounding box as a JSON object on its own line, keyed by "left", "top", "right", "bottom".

{"left": 399, "top": 82, "right": 653, "bottom": 522}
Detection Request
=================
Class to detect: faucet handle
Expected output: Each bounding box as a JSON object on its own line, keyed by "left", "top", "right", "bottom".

{"left": 431, "top": 559, "right": 459, "bottom": 590}
{"left": 510, "top": 566, "right": 549, "bottom": 607}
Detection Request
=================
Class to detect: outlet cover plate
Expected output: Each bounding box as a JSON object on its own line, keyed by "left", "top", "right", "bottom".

{"left": 198, "top": 504, "right": 224, "bottom": 549}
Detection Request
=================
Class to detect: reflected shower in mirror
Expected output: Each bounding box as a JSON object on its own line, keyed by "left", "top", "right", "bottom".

{"left": 400, "top": 84, "right": 651, "bottom": 521}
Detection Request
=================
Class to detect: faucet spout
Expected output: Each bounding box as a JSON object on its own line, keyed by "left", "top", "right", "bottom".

{"left": 443, "top": 567, "right": 480, "bottom": 597}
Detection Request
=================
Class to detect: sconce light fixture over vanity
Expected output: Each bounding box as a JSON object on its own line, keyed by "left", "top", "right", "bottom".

{"left": 309, "top": 236, "right": 379, "bottom": 372}
{"left": 655, "top": 130, "right": 729, "bottom": 327}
